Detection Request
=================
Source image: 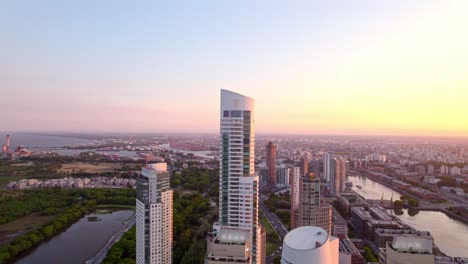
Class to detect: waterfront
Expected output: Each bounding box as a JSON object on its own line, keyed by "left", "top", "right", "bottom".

{"left": 347, "top": 175, "right": 468, "bottom": 258}
{"left": 15, "top": 210, "right": 133, "bottom": 264}
{"left": 390, "top": 209, "right": 468, "bottom": 258}
{"left": 0, "top": 133, "right": 102, "bottom": 149}
{"left": 347, "top": 175, "right": 402, "bottom": 200}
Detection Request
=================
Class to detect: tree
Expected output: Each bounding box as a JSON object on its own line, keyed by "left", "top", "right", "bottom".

{"left": 274, "top": 256, "right": 281, "bottom": 264}
{"left": 393, "top": 200, "right": 404, "bottom": 209}
{"left": 41, "top": 225, "right": 55, "bottom": 238}
{"left": 408, "top": 198, "right": 419, "bottom": 207}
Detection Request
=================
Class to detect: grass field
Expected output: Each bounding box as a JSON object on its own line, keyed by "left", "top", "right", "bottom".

{"left": 0, "top": 175, "right": 24, "bottom": 188}
{"left": 58, "top": 162, "right": 122, "bottom": 173}
{"left": 0, "top": 213, "right": 53, "bottom": 233}
{"left": 0, "top": 213, "right": 54, "bottom": 245}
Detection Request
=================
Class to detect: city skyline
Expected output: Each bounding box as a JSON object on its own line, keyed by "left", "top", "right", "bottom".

{"left": 1, "top": 2, "right": 468, "bottom": 264}
{"left": 2, "top": 1, "right": 468, "bottom": 137}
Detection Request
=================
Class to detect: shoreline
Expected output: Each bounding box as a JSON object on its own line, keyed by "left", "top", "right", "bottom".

{"left": 349, "top": 172, "right": 468, "bottom": 225}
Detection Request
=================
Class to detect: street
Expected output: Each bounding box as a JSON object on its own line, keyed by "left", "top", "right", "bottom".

{"left": 260, "top": 195, "right": 288, "bottom": 263}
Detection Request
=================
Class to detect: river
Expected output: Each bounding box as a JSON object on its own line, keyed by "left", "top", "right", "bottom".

{"left": 347, "top": 175, "right": 402, "bottom": 200}
{"left": 15, "top": 210, "right": 133, "bottom": 264}
{"left": 347, "top": 175, "right": 468, "bottom": 258}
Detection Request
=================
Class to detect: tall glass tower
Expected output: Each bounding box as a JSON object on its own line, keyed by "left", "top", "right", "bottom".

{"left": 219, "top": 89, "right": 261, "bottom": 263}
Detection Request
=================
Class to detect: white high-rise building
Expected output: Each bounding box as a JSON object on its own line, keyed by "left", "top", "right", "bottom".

{"left": 290, "top": 167, "right": 301, "bottom": 229}
{"left": 213, "top": 89, "right": 261, "bottom": 263}
{"left": 323, "top": 154, "right": 333, "bottom": 183}
{"left": 136, "top": 163, "right": 173, "bottom": 264}
{"left": 276, "top": 165, "right": 291, "bottom": 187}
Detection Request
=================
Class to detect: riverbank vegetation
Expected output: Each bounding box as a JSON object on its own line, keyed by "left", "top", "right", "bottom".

{"left": 103, "top": 226, "right": 136, "bottom": 264}
{"left": 0, "top": 188, "right": 136, "bottom": 264}
{"left": 400, "top": 195, "right": 419, "bottom": 207}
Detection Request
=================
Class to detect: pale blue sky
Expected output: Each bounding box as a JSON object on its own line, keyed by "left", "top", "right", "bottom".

{"left": 2, "top": 1, "right": 467, "bottom": 135}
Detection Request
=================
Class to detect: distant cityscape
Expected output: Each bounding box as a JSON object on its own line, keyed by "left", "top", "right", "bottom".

{"left": 3, "top": 1, "right": 468, "bottom": 263}
{"left": 2, "top": 89, "right": 467, "bottom": 264}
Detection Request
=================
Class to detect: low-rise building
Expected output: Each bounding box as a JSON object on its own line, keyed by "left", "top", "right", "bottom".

{"left": 351, "top": 207, "right": 403, "bottom": 240}
{"left": 379, "top": 235, "right": 434, "bottom": 264}
{"left": 449, "top": 166, "right": 462, "bottom": 176}
{"left": 339, "top": 238, "right": 364, "bottom": 264}
{"left": 375, "top": 229, "right": 432, "bottom": 249}
{"left": 332, "top": 208, "right": 348, "bottom": 239}
{"left": 205, "top": 226, "right": 251, "bottom": 264}
{"left": 423, "top": 176, "right": 441, "bottom": 185}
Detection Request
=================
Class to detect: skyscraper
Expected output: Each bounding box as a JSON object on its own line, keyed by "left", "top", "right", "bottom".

{"left": 300, "top": 156, "right": 309, "bottom": 176}
{"left": 310, "top": 160, "right": 321, "bottom": 180}
{"left": 324, "top": 154, "right": 346, "bottom": 196}
{"left": 2, "top": 134, "right": 10, "bottom": 154}
{"left": 266, "top": 142, "right": 277, "bottom": 186}
{"left": 136, "top": 163, "right": 173, "bottom": 264}
{"left": 215, "top": 89, "right": 262, "bottom": 263}
{"left": 292, "top": 173, "right": 332, "bottom": 233}
{"left": 334, "top": 158, "right": 346, "bottom": 196}
{"left": 290, "top": 167, "right": 301, "bottom": 229}
{"left": 323, "top": 154, "right": 333, "bottom": 183}
{"left": 5, "top": 134, "right": 10, "bottom": 153}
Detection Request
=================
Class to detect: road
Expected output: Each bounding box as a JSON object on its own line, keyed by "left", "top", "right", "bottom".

{"left": 260, "top": 195, "right": 288, "bottom": 264}
{"left": 85, "top": 213, "right": 136, "bottom": 264}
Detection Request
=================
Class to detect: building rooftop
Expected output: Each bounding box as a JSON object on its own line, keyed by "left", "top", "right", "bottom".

{"left": 142, "top": 163, "right": 167, "bottom": 177}
{"left": 369, "top": 207, "right": 393, "bottom": 220}
{"left": 215, "top": 227, "right": 250, "bottom": 244}
{"left": 339, "top": 238, "right": 361, "bottom": 255}
{"left": 392, "top": 235, "right": 433, "bottom": 254}
{"left": 220, "top": 89, "right": 254, "bottom": 112}
{"left": 284, "top": 226, "right": 328, "bottom": 250}
{"left": 332, "top": 208, "right": 347, "bottom": 225}
{"left": 376, "top": 228, "right": 432, "bottom": 239}
{"left": 351, "top": 207, "right": 374, "bottom": 220}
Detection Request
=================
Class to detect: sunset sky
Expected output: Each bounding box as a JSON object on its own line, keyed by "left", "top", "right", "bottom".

{"left": 2, "top": 1, "right": 468, "bottom": 136}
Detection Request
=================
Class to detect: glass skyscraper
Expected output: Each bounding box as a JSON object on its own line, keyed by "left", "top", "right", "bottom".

{"left": 217, "top": 89, "right": 262, "bottom": 263}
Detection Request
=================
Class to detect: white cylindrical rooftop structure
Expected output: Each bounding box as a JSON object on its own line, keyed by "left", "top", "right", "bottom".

{"left": 281, "top": 226, "right": 339, "bottom": 264}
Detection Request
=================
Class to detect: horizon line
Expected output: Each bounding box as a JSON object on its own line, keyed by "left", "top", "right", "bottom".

{"left": 2, "top": 130, "right": 468, "bottom": 140}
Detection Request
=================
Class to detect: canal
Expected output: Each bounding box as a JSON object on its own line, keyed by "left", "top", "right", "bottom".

{"left": 347, "top": 175, "right": 402, "bottom": 200}
{"left": 16, "top": 210, "right": 133, "bottom": 264}
{"left": 347, "top": 175, "right": 468, "bottom": 258}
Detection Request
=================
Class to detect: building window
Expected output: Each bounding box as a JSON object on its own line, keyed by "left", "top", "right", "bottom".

{"left": 223, "top": 110, "right": 230, "bottom": 117}
{"left": 231, "top": 110, "right": 242, "bottom": 117}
